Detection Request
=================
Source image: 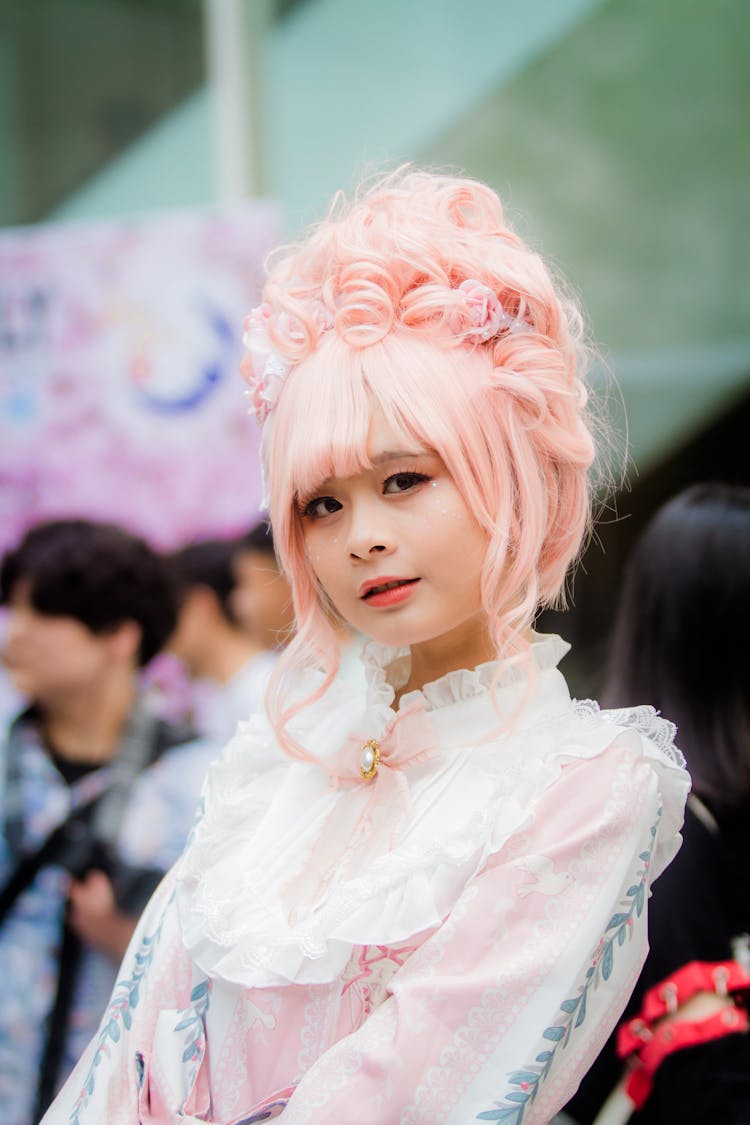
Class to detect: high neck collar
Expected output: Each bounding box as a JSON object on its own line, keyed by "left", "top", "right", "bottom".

{"left": 361, "top": 633, "right": 571, "bottom": 714}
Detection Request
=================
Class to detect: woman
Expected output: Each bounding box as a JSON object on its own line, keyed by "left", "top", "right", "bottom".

{"left": 43, "top": 170, "right": 689, "bottom": 1125}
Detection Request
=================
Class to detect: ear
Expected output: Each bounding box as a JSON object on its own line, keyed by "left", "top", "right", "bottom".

{"left": 106, "top": 620, "right": 142, "bottom": 665}
{"left": 190, "top": 584, "right": 221, "bottom": 618}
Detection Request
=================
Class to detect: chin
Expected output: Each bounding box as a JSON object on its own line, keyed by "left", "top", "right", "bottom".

{"left": 4, "top": 669, "right": 30, "bottom": 695}
{"left": 358, "top": 622, "right": 441, "bottom": 650}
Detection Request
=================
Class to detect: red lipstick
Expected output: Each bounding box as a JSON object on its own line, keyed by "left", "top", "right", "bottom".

{"left": 359, "top": 576, "right": 420, "bottom": 607}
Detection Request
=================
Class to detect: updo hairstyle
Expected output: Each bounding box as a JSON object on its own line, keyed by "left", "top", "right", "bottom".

{"left": 243, "top": 170, "right": 597, "bottom": 746}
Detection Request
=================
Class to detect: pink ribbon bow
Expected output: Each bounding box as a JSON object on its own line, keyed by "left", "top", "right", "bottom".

{"left": 324, "top": 700, "right": 440, "bottom": 855}
{"left": 280, "top": 702, "right": 441, "bottom": 919}
{"left": 329, "top": 699, "right": 439, "bottom": 784}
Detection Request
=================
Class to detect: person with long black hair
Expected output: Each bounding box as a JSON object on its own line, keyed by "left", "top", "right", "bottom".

{"left": 568, "top": 482, "right": 750, "bottom": 1124}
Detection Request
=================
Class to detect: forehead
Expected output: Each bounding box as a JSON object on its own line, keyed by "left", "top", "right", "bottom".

{"left": 317, "top": 406, "right": 430, "bottom": 487}
{"left": 6, "top": 577, "right": 33, "bottom": 607}
{"left": 367, "top": 407, "right": 426, "bottom": 455}
{"left": 7, "top": 596, "right": 91, "bottom": 639}
{"left": 270, "top": 334, "right": 458, "bottom": 512}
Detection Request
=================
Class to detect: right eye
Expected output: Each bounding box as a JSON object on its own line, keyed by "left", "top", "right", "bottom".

{"left": 302, "top": 496, "right": 342, "bottom": 520}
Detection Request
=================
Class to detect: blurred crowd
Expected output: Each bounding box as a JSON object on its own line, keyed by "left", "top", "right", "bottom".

{"left": 1, "top": 482, "right": 749, "bottom": 1123}
{"left": 0, "top": 515, "right": 365, "bottom": 1122}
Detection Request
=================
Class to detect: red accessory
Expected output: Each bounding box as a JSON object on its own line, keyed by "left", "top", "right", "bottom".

{"left": 616, "top": 960, "right": 750, "bottom": 1110}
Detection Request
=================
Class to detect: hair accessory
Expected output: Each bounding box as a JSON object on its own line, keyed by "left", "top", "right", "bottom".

{"left": 241, "top": 301, "right": 335, "bottom": 425}
{"left": 241, "top": 304, "right": 292, "bottom": 425}
{"left": 241, "top": 283, "right": 527, "bottom": 426}
{"left": 457, "top": 279, "right": 527, "bottom": 342}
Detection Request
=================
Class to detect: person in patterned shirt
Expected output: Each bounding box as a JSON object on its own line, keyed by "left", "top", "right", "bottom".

{"left": 0, "top": 519, "right": 215, "bottom": 1123}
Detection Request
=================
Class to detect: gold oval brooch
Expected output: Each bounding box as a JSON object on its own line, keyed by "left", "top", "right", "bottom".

{"left": 359, "top": 738, "right": 381, "bottom": 781}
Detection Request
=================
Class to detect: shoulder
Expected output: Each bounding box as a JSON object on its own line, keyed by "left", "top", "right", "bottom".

{"left": 568, "top": 699, "right": 685, "bottom": 769}
{"left": 523, "top": 699, "right": 691, "bottom": 882}
{"left": 567, "top": 699, "right": 688, "bottom": 793}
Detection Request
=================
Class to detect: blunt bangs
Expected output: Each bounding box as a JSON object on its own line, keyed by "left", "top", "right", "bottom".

{"left": 267, "top": 329, "right": 497, "bottom": 531}
{"left": 269, "top": 335, "right": 374, "bottom": 509}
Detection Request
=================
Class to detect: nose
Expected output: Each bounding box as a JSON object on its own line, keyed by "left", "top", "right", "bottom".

{"left": 3, "top": 608, "right": 22, "bottom": 643}
{"left": 346, "top": 499, "right": 396, "bottom": 561}
{"left": 1, "top": 608, "right": 25, "bottom": 659}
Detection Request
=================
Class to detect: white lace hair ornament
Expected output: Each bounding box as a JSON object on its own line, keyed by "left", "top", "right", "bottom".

{"left": 241, "top": 279, "right": 528, "bottom": 426}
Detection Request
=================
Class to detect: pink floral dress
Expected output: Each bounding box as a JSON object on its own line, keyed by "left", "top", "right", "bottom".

{"left": 42, "top": 635, "right": 689, "bottom": 1125}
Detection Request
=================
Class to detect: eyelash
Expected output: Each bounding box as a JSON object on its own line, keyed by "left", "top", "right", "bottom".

{"left": 300, "top": 471, "right": 431, "bottom": 520}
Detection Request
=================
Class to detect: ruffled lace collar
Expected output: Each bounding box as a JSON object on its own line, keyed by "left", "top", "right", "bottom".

{"left": 175, "top": 632, "right": 686, "bottom": 991}
{"left": 362, "top": 632, "right": 571, "bottom": 713}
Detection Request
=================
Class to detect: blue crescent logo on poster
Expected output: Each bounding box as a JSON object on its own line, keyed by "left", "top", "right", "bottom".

{"left": 131, "top": 302, "right": 237, "bottom": 415}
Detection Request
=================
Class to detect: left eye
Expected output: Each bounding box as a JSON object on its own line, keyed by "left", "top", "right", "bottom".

{"left": 303, "top": 496, "right": 342, "bottom": 519}
{"left": 383, "top": 472, "right": 430, "bottom": 494}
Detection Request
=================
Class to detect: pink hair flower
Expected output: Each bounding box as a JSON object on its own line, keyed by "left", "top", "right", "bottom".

{"left": 276, "top": 310, "right": 307, "bottom": 347}
{"left": 457, "top": 279, "right": 523, "bottom": 342}
{"left": 311, "top": 300, "right": 335, "bottom": 335}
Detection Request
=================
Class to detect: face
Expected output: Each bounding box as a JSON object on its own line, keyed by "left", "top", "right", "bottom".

{"left": 230, "top": 549, "right": 294, "bottom": 649}
{"left": 2, "top": 582, "right": 120, "bottom": 703}
{"left": 299, "top": 408, "right": 491, "bottom": 679}
{"left": 166, "top": 589, "right": 211, "bottom": 675}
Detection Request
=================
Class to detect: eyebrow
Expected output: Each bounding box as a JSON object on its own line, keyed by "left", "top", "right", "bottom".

{"left": 308, "top": 448, "right": 432, "bottom": 495}
{"left": 370, "top": 449, "right": 427, "bottom": 465}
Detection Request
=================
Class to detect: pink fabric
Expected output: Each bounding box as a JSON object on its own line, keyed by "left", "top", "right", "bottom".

{"left": 43, "top": 738, "right": 684, "bottom": 1125}
{"left": 328, "top": 698, "right": 440, "bottom": 783}
{"left": 326, "top": 699, "right": 439, "bottom": 848}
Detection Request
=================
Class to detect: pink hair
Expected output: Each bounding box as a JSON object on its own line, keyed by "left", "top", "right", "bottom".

{"left": 246, "top": 170, "right": 596, "bottom": 758}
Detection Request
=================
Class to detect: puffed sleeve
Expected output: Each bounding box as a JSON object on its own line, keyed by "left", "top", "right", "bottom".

{"left": 39, "top": 869, "right": 193, "bottom": 1125}
{"left": 278, "top": 736, "right": 688, "bottom": 1125}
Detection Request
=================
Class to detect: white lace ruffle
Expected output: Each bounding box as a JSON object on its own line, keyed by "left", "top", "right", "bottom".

{"left": 361, "top": 633, "right": 572, "bottom": 712}
{"left": 175, "top": 636, "right": 689, "bottom": 990}
{"left": 573, "top": 699, "right": 685, "bottom": 769}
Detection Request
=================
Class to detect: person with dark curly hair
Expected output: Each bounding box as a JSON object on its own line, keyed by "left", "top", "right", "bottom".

{"left": 0, "top": 519, "right": 215, "bottom": 1123}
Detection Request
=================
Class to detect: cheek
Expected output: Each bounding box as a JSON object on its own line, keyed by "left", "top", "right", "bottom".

{"left": 434, "top": 508, "right": 488, "bottom": 590}
{"left": 425, "top": 491, "right": 485, "bottom": 545}
{"left": 302, "top": 533, "right": 335, "bottom": 589}
{"left": 230, "top": 590, "right": 253, "bottom": 627}
{"left": 310, "top": 561, "right": 340, "bottom": 607}
{"left": 70, "top": 638, "right": 105, "bottom": 671}
{"left": 306, "top": 554, "right": 351, "bottom": 619}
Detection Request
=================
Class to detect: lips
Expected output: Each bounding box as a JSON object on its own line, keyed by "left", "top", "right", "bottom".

{"left": 359, "top": 576, "right": 419, "bottom": 599}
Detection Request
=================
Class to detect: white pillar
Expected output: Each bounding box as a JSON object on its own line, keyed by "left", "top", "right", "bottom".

{"left": 204, "top": 0, "right": 271, "bottom": 202}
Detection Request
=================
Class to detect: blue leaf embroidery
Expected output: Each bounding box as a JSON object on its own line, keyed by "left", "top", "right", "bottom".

{"left": 475, "top": 810, "right": 662, "bottom": 1124}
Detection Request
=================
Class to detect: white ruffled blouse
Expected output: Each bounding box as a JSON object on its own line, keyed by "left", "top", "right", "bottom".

{"left": 44, "top": 635, "right": 690, "bottom": 1125}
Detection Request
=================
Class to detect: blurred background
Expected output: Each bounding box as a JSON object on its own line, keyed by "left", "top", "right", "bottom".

{"left": 1, "top": 0, "right": 748, "bottom": 693}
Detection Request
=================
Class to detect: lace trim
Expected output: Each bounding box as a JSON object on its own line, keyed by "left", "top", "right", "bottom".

{"left": 362, "top": 633, "right": 571, "bottom": 713}
{"left": 176, "top": 658, "right": 688, "bottom": 988}
{"left": 573, "top": 699, "right": 686, "bottom": 770}
{"left": 191, "top": 813, "right": 498, "bottom": 971}
{"left": 178, "top": 746, "right": 528, "bottom": 979}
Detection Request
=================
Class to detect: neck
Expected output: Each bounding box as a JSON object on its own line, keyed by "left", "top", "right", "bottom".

{"left": 39, "top": 673, "right": 137, "bottom": 765}
{"left": 192, "top": 626, "right": 264, "bottom": 685}
{"left": 330, "top": 618, "right": 356, "bottom": 647}
{"left": 397, "top": 614, "right": 497, "bottom": 703}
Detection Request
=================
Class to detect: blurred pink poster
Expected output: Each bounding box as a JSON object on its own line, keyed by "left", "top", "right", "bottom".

{"left": 0, "top": 203, "right": 280, "bottom": 555}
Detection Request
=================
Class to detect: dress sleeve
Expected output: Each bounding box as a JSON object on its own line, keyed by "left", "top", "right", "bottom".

{"left": 279, "top": 736, "right": 686, "bottom": 1125}
{"left": 39, "top": 870, "right": 189, "bottom": 1125}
